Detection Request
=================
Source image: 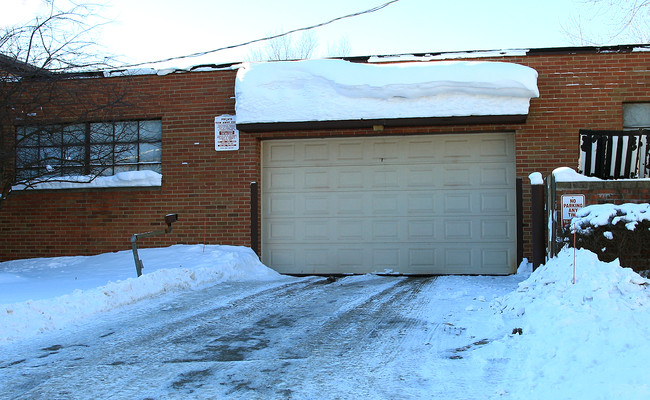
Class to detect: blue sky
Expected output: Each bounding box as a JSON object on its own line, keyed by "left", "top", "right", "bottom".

{"left": 3, "top": 0, "right": 640, "bottom": 68}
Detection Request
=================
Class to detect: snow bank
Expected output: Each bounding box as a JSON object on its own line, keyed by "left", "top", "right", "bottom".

{"left": 0, "top": 245, "right": 281, "bottom": 342}
{"left": 12, "top": 170, "right": 162, "bottom": 190}
{"left": 491, "top": 248, "right": 650, "bottom": 399}
{"left": 235, "top": 59, "right": 539, "bottom": 124}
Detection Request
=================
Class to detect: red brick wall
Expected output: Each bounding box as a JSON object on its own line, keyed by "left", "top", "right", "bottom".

{"left": 1, "top": 49, "right": 649, "bottom": 263}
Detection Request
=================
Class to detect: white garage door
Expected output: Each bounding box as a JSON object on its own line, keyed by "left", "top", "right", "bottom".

{"left": 261, "top": 133, "right": 517, "bottom": 275}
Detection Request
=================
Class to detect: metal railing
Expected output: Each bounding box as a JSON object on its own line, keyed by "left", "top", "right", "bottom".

{"left": 578, "top": 129, "right": 649, "bottom": 179}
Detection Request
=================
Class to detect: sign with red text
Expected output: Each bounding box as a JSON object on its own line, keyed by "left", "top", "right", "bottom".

{"left": 561, "top": 194, "right": 585, "bottom": 227}
{"left": 215, "top": 115, "right": 239, "bottom": 151}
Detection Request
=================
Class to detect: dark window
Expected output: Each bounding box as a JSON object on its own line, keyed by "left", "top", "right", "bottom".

{"left": 623, "top": 103, "right": 650, "bottom": 129}
{"left": 15, "top": 120, "right": 162, "bottom": 181}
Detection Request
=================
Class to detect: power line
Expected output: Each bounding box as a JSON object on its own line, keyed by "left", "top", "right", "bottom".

{"left": 115, "top": 0, "right": 402, "bottom": 68}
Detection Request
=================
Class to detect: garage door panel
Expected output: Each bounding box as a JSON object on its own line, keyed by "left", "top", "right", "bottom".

{"left": 443, "top": 219, "right": 473, "bottom": 240}
{"left": 443, "top": 192, "right": 472, "bottom": 213}
{"left": 267, "top": 247, "right": 296, "bottom": 270}
{"left": 371, "top": 168, "right": 400, "bottom": 188}
{"left": 303, "top": 195, "right": 330, "bottom": 215}
{"left": 444, "top": 248, "right": 473, "bottom": 269}
{"left": 267, "top": 220, "right": 296, "bottom": 241}
{"left": 304, "top": 143, "right": 329, "bottom": 161}
{"left": 338, "top": 248, "right": 366, "bottom": 269}
{"left": 267, "top": 143, "right": 297, "bottom": 163}
{"left": 304, "top": 170, "right": 329, "bottom": 189}
{"left": 262, "top": 133, "right": 517, "bottom": 275}
{"left": 407, "top": 219, "right": 437, "bottom": 241}
{"left": 336, "top": 142, "right": 366, "bottom": 160}
{"left": 267, "top": 194, "right": 296, "bottom": 215}
{"left": 480, "top": 218, "right": 513, "bottom": 241}
{"left": 480, "top": 191, "right": 513, "bottom": 213}
{"left": 407, "top": 193, "right": 436, "bottom": 214}
{"left": 479, "top": 136, "right": 512, "bottom": 157}
{"left": 407, "top": 139, "right": 438, "bottom": 159}
{"left": 337, "top": 219, "right": 366, "bottom": 240}
{"left": 373, "top": 248, "right": 401, "bottom": 270}
{"left": 337, "top": 194, "right": 365, "bottom": 214}
{"left": 443, "top": 167, "right": 471, "bottom": 186}
{"left": 337, "top": 169, "right": 365, "bottom": 188}
{"left": 480, "top": 166, "right": 512, "bottom": 186}
{"left": 408, "top": 248, "right": 437, "bottom": 269}
{"left": 371, "top": 194, "right": 400, "bottom": 215}
{"left": 442, "top": 138, "right": 475, "bottom": 159}
{"left": 303, "top": 220, "right": 330, "bottom": 241}
{"left": 482, "top": 248, "right": 511, "bottom": 270}
{"left": 373, "top": 140, "right": 401, "bottom": 160}
{"left": 267, "top": 170, "right": 296, "bottom": 190}
{"left": 406, "top": 166, "right": 438, "bottom": 187}
{"left": 371, "top": 219, "right": 401, "bottom": 240}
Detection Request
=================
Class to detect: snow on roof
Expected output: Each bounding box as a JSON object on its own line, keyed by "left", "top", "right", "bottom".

{"left": 234, "top": 59, "right": 539, "bottom": 125}
{"left": 367, "top": 49, "right": 530, "bottom": 63}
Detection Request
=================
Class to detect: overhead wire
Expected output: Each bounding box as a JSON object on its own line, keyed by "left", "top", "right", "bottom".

{"left": 115, "top": 0, "right": 402, "bottom": 68}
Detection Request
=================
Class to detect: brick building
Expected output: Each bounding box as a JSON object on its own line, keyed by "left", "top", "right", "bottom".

{"left": 1, "top": 45, "right": 649, "bottom": 275}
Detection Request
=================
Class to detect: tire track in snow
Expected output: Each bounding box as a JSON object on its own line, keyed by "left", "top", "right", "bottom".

{"left": 1, "top": 275, "right": 456, "bottom": 400}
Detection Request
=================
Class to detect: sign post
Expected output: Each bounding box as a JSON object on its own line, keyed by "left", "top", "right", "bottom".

{"left": 215, "top": 115, "right": 239, "bottom": 151}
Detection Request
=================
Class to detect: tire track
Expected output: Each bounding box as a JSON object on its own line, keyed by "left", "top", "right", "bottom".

{"left": 1, "top": 275, "right": 441, "bottom": 400}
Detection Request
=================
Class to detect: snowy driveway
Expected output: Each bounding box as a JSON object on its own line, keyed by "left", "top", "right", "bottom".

{"left": 1, "top": 274, "right": 518, "bottom": 399}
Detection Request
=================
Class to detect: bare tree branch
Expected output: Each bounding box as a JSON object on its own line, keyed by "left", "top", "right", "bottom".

{"left": 0, "top": 0, "right": 139, "bottom": 207}
{"left": 564, "top": 0, "right": 650, "bottom": 45}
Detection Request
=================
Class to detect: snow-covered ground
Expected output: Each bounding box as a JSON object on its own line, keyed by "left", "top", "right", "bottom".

{"left": 0, "top": 245, "right": 282, "bottom": 341}
{"left": 1, "top": 245, "right": 649, "bottom": 399}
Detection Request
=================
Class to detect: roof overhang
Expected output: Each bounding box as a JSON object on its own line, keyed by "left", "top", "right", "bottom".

{"left": 237, "top": 114, "right": 527, "bottom": 132}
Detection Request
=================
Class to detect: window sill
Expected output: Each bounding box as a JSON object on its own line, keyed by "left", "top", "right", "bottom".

{"left": 12, "top": 171, "right": 162, "bottom": 191}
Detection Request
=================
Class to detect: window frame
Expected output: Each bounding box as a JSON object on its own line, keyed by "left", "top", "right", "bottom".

{"left": 15, "top": 119, "right": 162, "bottom": 182}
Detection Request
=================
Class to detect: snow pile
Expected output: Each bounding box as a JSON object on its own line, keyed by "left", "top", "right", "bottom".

{"left": 235, "top": 59, "right": 539, "bottom": 124}
{"left": 0, "top": 245, "right": 281, "bottom": 342}
{"left": 12, "top": 170, "right": 162, "bottom": 190}
{"left": 492, "top": 248, "right": 650, "bottom": 399}
{"left": 572, "top": 203, "right": 650, "bottom": 232}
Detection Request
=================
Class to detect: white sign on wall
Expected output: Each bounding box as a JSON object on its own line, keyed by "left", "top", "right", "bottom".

{"left": 215, "top": 115, "right": 239, "bottom": 151}
{"left": 561, "top": 194, "right": 585, "bottom": 227}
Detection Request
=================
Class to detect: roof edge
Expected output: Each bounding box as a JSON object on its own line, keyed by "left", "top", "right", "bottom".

{"left": 237, "top": 115, "right": 528, "bottom": 132}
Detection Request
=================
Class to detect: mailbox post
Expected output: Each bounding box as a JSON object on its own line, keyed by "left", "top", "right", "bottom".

{"left": 131, "top": 214, "right": 178, "bottom": 277}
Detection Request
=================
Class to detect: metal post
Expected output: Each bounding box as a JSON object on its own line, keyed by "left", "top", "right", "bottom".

{"left": 131, "top": 214, "right": 178, "bottom": 277}
{"left": 516, "top": 177, "right": 524, "bottom": 267}
{"left": 131, "top": 237, "right": 144, "bottom": 277}
{"left": 531, "top": 182, "right": 546, "bottom": 271}
{"left": 250, "top": 182, "right": 260, "bottom": 257}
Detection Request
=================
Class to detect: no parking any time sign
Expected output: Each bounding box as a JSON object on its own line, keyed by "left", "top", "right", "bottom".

{"left": 561, "top": 194, "right": 585, "bottom": 227}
